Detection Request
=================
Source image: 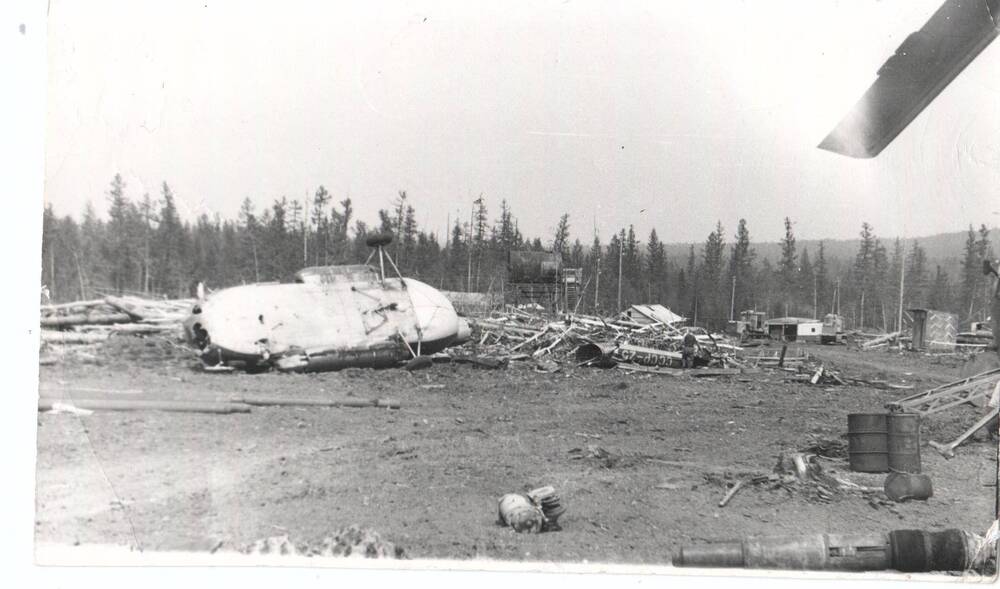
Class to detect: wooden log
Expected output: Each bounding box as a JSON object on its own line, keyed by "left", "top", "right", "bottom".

{"left": 40, "top": 312, "right": 132, "bottom": 328}
{"left": 230, "top": 396, "right": 400, "bottom": 409}
{"left": 40, "top": 299, "right": 107, "bottom": 313}
{"left": 76, "top": 323, "right": 180, "bottom": 334}
{"left": 103, "top": 296, "right": 191, "bottom": 322}
{"left": 107, "top": 323, "right": 179, "bottom": 334}
{"left": 37, "top": 398, "right": 251, "bottom": 414}
{"left": 860, "top": 331, "right": 901, "bottom": 349}
{"left": 102, "top": 296, "right": 149, "bottom": 320}
{"left": 40, "top": 330, "right": 109, "bottom": 344}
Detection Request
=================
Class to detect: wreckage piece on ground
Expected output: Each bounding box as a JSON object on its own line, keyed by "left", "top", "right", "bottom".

{"left": 886, "top": 367, "right": 1000, "bottom": 416}
{"left": 183, "top": 244, "right": 472, "bottom": 372}
{"left": 618, "top": 304, "right": 685, "bottom": 330}
{"left": 672, "top": 528, "right": 989, "bottom": 573}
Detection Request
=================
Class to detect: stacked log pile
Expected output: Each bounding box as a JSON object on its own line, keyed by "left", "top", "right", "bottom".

{"left": 39, "top": 296, "right": 195, "bottom": 364}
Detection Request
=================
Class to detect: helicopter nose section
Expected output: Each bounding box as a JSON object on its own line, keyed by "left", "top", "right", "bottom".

{"left": 404, "top": 278, "right": 464, "bottom": 348}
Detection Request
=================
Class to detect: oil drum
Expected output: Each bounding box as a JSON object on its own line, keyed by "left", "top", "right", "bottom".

{"left": 847, "top": 413, "right": 889, "bottom": 473}
{"left": 886, "top": 413, "right": 921, "bottom": 473}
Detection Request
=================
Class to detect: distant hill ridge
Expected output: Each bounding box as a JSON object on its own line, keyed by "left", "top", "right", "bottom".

{"left": 661, "top": 227, "right": 999, "bottom": 272}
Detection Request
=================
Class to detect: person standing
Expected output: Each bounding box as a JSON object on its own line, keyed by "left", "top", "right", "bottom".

{"left": 681, "top": 331, "right": 698, "bottom": 369}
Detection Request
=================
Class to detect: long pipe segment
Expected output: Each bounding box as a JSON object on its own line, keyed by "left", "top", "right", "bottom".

{"left": 672, "top": 529, "right": 981, "bottom": 573}
{"left": 38, "top": 398, "right": 252, "bottom": 414}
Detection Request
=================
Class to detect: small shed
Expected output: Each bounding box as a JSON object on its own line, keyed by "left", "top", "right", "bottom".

{"left": 909, "top": 308, "right": 958, "bottom": 351}
{"left": 765, "top": 317, "right": 824, "bottom": 342}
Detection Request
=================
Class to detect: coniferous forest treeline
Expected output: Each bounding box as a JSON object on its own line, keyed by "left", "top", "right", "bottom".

{"left": 40, "top": 174, "right": 997, "bottom": 331}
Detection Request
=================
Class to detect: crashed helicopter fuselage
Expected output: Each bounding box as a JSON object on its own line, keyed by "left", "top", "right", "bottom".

{"left": 184, "top": 260, "right": 471, "bottom": 372}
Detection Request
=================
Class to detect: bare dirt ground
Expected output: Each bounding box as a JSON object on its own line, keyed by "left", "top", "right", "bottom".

{"left": 34, "top": 337, "right": 999, "bottom": 565}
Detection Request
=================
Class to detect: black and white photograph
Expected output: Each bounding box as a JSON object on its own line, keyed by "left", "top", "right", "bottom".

{"left": 14, "top": 0, "right": 1000, "bottom": 584}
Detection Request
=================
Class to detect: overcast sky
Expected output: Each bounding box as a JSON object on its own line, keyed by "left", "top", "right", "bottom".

{"left": 44, "top": 0, "right": 1000, "bottom": 245}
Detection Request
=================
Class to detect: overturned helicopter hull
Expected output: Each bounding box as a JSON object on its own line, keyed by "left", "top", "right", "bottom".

{"left": 184, "top": 264, "right": 471, "bottom": 372}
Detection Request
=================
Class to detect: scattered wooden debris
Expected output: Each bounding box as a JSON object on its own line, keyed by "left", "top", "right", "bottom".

{"left": 461, "top": 308, "right": 741, "bottom": 373}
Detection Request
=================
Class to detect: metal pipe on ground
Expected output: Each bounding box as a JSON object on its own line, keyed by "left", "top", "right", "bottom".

{"left": 672, "top": 529, "right": 983, "bottom": 572}
{"left": 37, "top": 398, "right": 252, "bottom": 414}
{"left": 230, "top": 396, "right": 400, "bottom": 409}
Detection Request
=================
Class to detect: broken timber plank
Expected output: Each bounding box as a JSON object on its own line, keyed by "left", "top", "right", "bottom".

{"left": 886, "top": 367, "right": 1000, "bottom": 416}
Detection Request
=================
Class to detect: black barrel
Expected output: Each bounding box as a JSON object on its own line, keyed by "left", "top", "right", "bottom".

{"left": 847, "top": 413, "right": 889, "bottom": 473}
{"left": 887, "top": 413, "right": 921, "bottom": 473}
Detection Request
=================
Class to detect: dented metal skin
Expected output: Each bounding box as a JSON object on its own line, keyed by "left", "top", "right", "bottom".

{"left": 184, "top": 269, "right": 471, "bottom": 372}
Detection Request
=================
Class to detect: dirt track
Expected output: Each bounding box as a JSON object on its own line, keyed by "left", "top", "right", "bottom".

{"left": 34, "top": 339, "right": 999, "bottom": 563}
